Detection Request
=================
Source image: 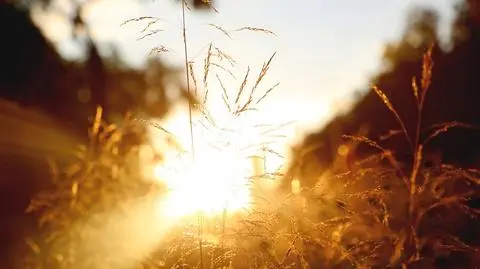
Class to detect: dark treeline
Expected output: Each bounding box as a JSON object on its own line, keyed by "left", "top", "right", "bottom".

{"left": 291, "top": 0, "right": 480, "bottom": 187}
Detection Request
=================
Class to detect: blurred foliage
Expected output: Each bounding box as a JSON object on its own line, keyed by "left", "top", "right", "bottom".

{"left": 23, "top": 108, "right": 158, "bottom": 268}
{"left": 0, "top": 1, "right": 193, "bottom": 135}
{"left": 292, "top": 0, "right": 480, "bottom": 183}
{"left": 178, "top": 0, "right": 214, "bottom": 10}
{"left": 13, "top": 0, "right": 214, "bottom": 11}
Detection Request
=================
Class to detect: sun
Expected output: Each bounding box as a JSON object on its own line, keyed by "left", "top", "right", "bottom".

{"left": 143, "top": 103, "right": 273, "bottom": 218}
{"left": 153, "top": 144, "right": 252, "bottom": 217}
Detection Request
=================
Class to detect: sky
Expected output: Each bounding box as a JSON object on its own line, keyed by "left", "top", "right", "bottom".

{"left": 33, "top": 0, "right": 460, "bottom": 142}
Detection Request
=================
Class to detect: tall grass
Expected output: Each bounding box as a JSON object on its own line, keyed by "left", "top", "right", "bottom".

{"left": 323, "top": 45, "right": 480, "bottom": 268}
{"left": 25, "top": 1, "right": 286, "bottom": 268}
{"left": 24, "top": 108, "right": 158, "bottom": 268}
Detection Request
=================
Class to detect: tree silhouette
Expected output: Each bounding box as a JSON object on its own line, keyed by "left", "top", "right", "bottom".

{"left": 291, "top": 1, "right": 480, "bottom": 188}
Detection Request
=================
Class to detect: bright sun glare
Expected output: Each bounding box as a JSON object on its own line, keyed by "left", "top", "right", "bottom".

{"left": 143, "top": 102, "right": 281, "bottom": 218}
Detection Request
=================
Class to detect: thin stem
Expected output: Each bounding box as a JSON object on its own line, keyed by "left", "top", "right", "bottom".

{"left": 197, "top": 211, "right": 204, "bottom": 269}
{"left": 181, "top": 0, "right": 195, "bottom": 159}
{"left": 181, "top": 1, "right": 203, "bottom": 268}
{"left": 414, "top": 96, "right": 426, "bottom": 151}
{"left": 408, "top": 49, "right": 432, "bottom": 259}
{"left": 221, "top": 207, "right": 227, "bottom": 268}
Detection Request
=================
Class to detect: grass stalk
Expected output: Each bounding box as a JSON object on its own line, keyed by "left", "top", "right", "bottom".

{"left": 181, "top": 1, "right": 203, "bottom": 268}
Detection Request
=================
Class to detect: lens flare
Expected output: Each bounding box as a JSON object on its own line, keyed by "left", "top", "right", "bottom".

{"left": 154, "top": 146, "right": 251, "bottom": 217}
{"left": 145, "top": 103, "right": 276, "bottom": 218}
